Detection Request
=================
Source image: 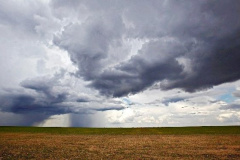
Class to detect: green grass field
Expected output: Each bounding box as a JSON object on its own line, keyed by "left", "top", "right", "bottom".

{"left": 0, "top": 126, "right": 240, "bottom": 135}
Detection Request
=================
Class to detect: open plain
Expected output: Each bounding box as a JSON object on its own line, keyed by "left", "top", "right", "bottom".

{"left": 0, "top": 126, "right": 240, "bottom": 159}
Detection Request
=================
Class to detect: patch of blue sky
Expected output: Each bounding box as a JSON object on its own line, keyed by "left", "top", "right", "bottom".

{"left": 122, "top": 97, "right": 132, "bottom": 105}
{"left": 218, "top": 93, "right": 236, "bottom": 103}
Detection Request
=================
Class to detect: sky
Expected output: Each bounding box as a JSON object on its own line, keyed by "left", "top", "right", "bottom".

{"left": 0, "top": 0, "right": 240, "bottom": 127}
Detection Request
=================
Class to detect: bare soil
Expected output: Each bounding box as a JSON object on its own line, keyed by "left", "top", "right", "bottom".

{"left": 0, "top": 133, "right": 240, "bottom": 159}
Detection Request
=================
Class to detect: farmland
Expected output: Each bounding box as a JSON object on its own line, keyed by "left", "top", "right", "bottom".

{"left": 0, "top": 126, "right": 240, "bottom": 159}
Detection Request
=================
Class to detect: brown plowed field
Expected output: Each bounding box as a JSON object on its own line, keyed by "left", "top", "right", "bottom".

{"left": 1, "top": 133, "right": 240, "bottom": 159}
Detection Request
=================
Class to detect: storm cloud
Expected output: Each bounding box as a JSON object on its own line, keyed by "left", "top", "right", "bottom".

{"left": 1, "top": 0, "right": 240, "bottom": 126}
{"left": 53, "top": 0, "right": 240, "bottom": 97}
{"left": 0, "top": 71, "right": 124, "bottom": 124}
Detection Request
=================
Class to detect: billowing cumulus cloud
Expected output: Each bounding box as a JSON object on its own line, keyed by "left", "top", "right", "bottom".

{"left": 0, "top": 0, "right": 240, "bottom": 126}
{"left": 53, "top": 0, "right": 240, "bottom": 97}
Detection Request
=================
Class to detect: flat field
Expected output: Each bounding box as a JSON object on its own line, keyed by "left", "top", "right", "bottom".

{"left": 0, "top": 126, "right": 240, "bottom": 159}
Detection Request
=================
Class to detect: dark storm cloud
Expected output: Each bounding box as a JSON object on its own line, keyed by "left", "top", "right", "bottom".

{"left": 53, "top": 0, "right": 240, "bottom": 97}
{"left": 89, "top": 39, "right": 186, "bottom": 96}
{"left": 0, "top": 111, "right": 50, "bottom": 126}
{"left": 0, "top": 91, "right": 69, "bottom": 126}
{"left": 161, "top": 35, "right": 240, "bottom": 92}
{"left": 0, "top": 71, "right": 71, "bottom": 115}
{"left": 0, "top": 94, "right": 70, "bottom": 115}
{"left": 0, "top": 85, "right": 123, "bottom": 117}
{"left": 0, "top": 69, "right": 124, "bottom": 118}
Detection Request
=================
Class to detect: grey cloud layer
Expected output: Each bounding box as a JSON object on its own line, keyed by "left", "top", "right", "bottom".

{"left": 0, "top": 72, "right": 124, "bottom": 117}
{"left": 1, "top": 0, "right": 240, "bottom": 126}
{"left": 53, "top": 0, "right": 240, "bottom": 97}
